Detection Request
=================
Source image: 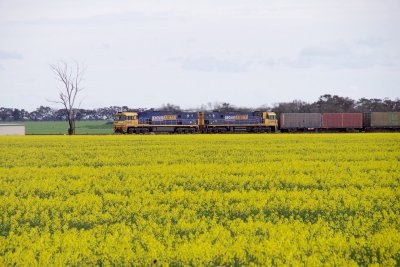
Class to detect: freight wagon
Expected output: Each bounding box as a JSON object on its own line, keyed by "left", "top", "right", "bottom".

{"left": 279, "top": 113, "right": 321, "bottom": 132}
{"left": 321, "top": 113, "right": 363, "bottom": 131}
{"left": 363, "top": 112, "right": 400, "bottom": 130}
{"left": 280, "top": 112, "right": 400, "bottom": 132}
{"left": 114, "top": 111, "right": 278, "bottom": 134}
{"left": 280, "top": 112, "right": 366, "bottom": 132}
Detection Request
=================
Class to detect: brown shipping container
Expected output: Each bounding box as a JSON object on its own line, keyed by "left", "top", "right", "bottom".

{"left": 371, "top": 112, "right": 400, "bottom": 127}
{"left": 280, "top": 113, "right": 321, "bottom": 129}
{"left": 322, "top": 113, "right": 363, "bottom": 129}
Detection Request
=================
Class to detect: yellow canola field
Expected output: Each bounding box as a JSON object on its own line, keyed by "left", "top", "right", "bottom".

{"left": 0, "top": 133, "right": 399, "bottom": 266}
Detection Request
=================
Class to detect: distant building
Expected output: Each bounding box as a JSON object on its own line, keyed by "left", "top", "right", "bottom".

{"left": 0, "top": 124, "right": 25, "bottom": 136}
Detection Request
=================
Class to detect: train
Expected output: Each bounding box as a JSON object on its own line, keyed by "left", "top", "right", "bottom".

{"left": 113, "top": 111, "right": 400, "bottom": 134}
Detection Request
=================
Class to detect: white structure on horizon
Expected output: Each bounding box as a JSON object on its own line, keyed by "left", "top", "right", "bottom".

{"left": 0, "top": 124, "right": 25, "bottom": 136}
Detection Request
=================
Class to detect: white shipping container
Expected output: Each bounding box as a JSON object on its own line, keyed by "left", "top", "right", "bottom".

{"left": 0, "top": 124, "right": 25, "bottom": 135}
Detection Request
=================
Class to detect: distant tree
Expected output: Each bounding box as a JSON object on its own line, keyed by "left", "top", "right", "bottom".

{"left": 81, "top": 109, "right": 97, "bottom": 120}
{"left": 96, "top": 106, "right": 124, "bottom": 120}
{"left": 157, "top": 103, "right": 182, "bottom": 112}
{"left": 386, "top": 98, "right": 400, "bottom": 111}
{"left": 75, "top": 109, "right": 85, "bottom": 120}
{"left": 315, "top": 94, "right": 355, "bottom": 112}
{"left": 20, "top": 109, "right": 30, "bottom": 120}
{"left": 257, "top": 104, "right": 273, "bottom": 112}
{"left": 197, "top": 102, "right": 214, "bottom": 111}
{"left": 356, "top": 98, "right": 373, "bottom": 112}
{"left": 29, "top": 106, "right": 54, "bottom": 121}
{"left": 11, "top": 109, "right": 23, "bottom": 121}
{"left": 272, "top": 100, "right": 315, "bottom": 116}
{"left": 53, "top": 109, "right": 67, "bottom": 121}
{"left": 382, "top": 98, "right": 396, "bottom": 111}
{"left": 211, "top": 102, "right": 251, "bottom": 112}
{"left": 369, "top": 98, "right": 387, "bottom": 111}
{"left": 0, "top": 108, "right": 8, "bottom": 121}
{"left": 355, "top": 97, "right": 400, "bottom": 112}
{"left": 213, "top": 102, "right": 233, "bottom": 112}
{"left": 218, "top": 102, "right": 234, "bottom": 112}
{"left": 0, "top": 108, "right": 14, "bottom": 121}
{"left": 50, "top": 61, "right": 85, "bottom": 135}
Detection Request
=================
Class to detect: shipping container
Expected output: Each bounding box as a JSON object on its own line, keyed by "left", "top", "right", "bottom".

{"left": 322, "top": 113, "right": 363, "bottom": 129}
{"left": 280, "top": 113, "right": 321, "bottom": 129}
{"left": 370, "top": 112, "right": 400, "bottom": 128}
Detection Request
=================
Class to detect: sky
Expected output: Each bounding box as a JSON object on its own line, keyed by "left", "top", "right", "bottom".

{"left": 0, "top": 0, "right": 399, "bottom": 111}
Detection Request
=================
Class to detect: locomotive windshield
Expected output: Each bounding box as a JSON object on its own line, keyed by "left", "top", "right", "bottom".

{"left": 114, "top": 115, "right": 126, "bottom": 121}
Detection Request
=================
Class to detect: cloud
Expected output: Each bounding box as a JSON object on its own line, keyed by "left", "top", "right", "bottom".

{"left": 173, "top": 56, "right": 252, "bottom": 73}
{"left": 290, "top": 42, "right": 398, "bottom": 69}
{"left": 0, "top": 50, "right": 22, "bottom": 60}
{"left": 168, "top": 38, "right": 399, "bottom": 73}
{"left": 356, "top": 37, "right": 386, "bottom": 48}
{"left": 0, "top": 50, "right": 22, "bottom": 70}
{"left": 5, "top": 10, "right": 175, "bottom": 28}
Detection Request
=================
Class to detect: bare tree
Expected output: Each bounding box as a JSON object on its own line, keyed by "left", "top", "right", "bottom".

{"left": 50, "top": 61, "right": 85, "bottom": 135}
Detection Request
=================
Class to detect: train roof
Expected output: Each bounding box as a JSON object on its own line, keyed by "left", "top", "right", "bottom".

{"left": 114, "top": 111, "right": 138, "bottom": 116}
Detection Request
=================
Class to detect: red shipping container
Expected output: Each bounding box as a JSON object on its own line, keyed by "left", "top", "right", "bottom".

{"left": 322, "top": 113, "right": 363, "bottom": 129}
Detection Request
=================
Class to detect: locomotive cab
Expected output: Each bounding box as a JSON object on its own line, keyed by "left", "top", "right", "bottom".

{"left": 113, "top": 112, "right": 138, "bottom": 133}
{"left": 263, "top": 112, "right": 278, "bottom": 132}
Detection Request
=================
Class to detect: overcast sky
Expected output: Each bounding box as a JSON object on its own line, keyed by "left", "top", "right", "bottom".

{"left": 0, "top": 0, "right": 399, "bottom": 110}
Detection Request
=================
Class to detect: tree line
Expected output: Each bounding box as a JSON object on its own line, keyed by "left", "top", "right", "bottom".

{"left": 0, "top": 106, "right": 125, "bottom": 121}
{"left": 1, "top": 94, "right": 399, "bottom": 121}
{"left": 271, "top": 94, "right": 400, "bottom": 115}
